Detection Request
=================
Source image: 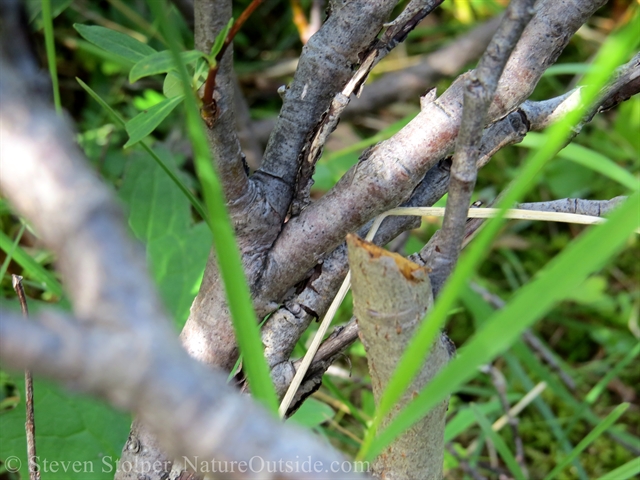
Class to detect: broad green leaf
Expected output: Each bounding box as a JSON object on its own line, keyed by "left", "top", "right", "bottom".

{"left": 0, "top": 376, "right": 130, "bottom": 480}
{"left": 290, "top": 398, "right": 335, "bottom": 428}
{"left": 147, "top": 225, "right": 211, "bottom": 325}
{"left": 129, "top": 50, "right": 205, "bottom": 83}
{"left": 471, "top": 404, "right": 526, "bottom": 480}
{"left": 119, "top": 148, "right": 211, "bottom": 325}
{"left": 124, "top": 95, "right": 183, "bottom": 148}
{"left": 74, "top": 24, "right": 156, "bottom": 63}
{"left": 519, "top": 132, "right": 639, "bottom": 192}
{"left": 163, "top": 71, "right": 184, "bottom": 98}
{"left": 76, "top": 78, "right": 206, "bottom": 221}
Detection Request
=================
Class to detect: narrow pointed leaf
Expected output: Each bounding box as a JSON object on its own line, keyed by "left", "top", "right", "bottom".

{"left": 124, "top": 95, "right": 184, "bottom": 148}
{"left": 74, "top": 24, "right": 156, "bottom": 63}
{"left": 129, "top": 50, "right": 205, "bottom": 83}
{"left": 209, "top": 18, "right": 234, "bottom": 60}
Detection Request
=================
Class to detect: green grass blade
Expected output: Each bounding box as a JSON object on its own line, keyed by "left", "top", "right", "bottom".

{"left": 0, "top": 230, "right": 64, "bottom": 298}
{"left": 519, "top": 133, "right": 639, "bottom": 192}
{"left": 585, "top": 342, "right": 640, "bottom": 405}
{"left": 504, "top": 351, "right": 589, "bottom": 479}
{"left": 471, "top": 404, "right": 526, "bottom": 480}
{"left": 0, "top": 224, "right": 26, "bottom": 281}
{"left": 322, "top": 377, "right": 369, "bottom": 427}
{"left": 543, "top": 403, "right": 629, "bottom": 480}
{"left": 147, "top": 0, "right": 278, "bottom": 414}
{"left": 41, "top": 0, "right": 61, "bottom": 114}
{"left": 512, "top": 339, "right": 640, "bottom": 453}
{"left": 76, "top": 77, "right": 208, "bottom": 221}
{"left": 460, "top": 285, "right": 588, "bottom": 477}
{"left": 542, "top": 63, "right": 593, "bottom": 77}
{"left": 358, "top": 17, "right": 639, "bottom": 461}
{"left": 364, "top": 190, "right": 640, "bottom": 460}
{"left": 595, "top": 458, "right": 640, "bottom": 480}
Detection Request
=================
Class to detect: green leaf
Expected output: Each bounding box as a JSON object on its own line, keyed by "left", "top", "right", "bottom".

{"left": 290, "top": 398, "right": 335, "bottom": 428}
{"left": 129, "top": 50, "right": 205, "bottom": 83}
{"left": 76, "top": 78, "right": 207, "bottom": 221}
{"left": 74, "top": 24, "right": 156, "bottom": 63}
{"left": 119, "top": 148, "right": 211, "bottom": 325}
{"left": 124, "top": 95, "right": 183, "bottom": 148}
{"left": 26, "top": 0, "right": 71, "bottom": 24}
{"left": 0, "top": 376, "right": 130, "bottom": 480}
{"left": 163, "top": 71, "right": 184, "bottom": 98}
{"left": 543, "top": 403, "right": 629, "bottom": 480}
{"left": 209, "top": 18, "right": 234, "bottom": 60}
{"left": 471, "top": 404, "right": 526, "bottom": 480}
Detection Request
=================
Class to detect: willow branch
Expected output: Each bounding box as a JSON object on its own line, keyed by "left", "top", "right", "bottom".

{"left": 259, "top": 0, "right": 607, "bottom": 305}
{"left": 427, "top": 0, "right": 535, "bottom": 295}
{"left": 253, "top": 0, "right": 398, "bottom": 224}
{"left": 0, "top": 53, "right": 365, "bottom": 480}
{"left": 194, "top": 0, "right": 250, "bottom": 204}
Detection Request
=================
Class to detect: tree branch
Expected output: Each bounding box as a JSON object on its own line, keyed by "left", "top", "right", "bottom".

{"left": 343, "top": 14, "right": 502, "bottom": 119}
{"left": 194, "top": 0, "right": 250, "bottom": 205}
{"left": 290, "top": 0, "right": 445, "bottom": 215}
{"left": 253, "top": 0, "right": 398, "bottom": 224}
{"left": 262, "top": 72, "right": 637, "bottom": 404}
{"left": 249, "top": 14, "right": 503, "bottom": 145}
{"left": 259, "top": 0, "right": 606, "bottom": 306}
{"left": 0, "top": 52, "right": 366, "bottom": 480}
{"left": 0, "top": 311, "right": 366, "bottom": 480}
{"left": 427, "top": 0, "right": 535, "bottom": 295}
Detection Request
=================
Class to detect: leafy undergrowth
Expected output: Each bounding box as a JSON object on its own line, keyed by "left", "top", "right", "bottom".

{"left": 1, "top": 1, "right": 638, "bottom": 479}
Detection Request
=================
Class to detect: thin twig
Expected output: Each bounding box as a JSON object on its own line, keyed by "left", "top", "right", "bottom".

{"left": 201, "top": 0, "right": 265, "bottom": 121}
{"left": 12, "top": 274, "right": 40, "bottom": 480}
{"left": 428, "top": 0, "right": 535, "bottom": 295}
